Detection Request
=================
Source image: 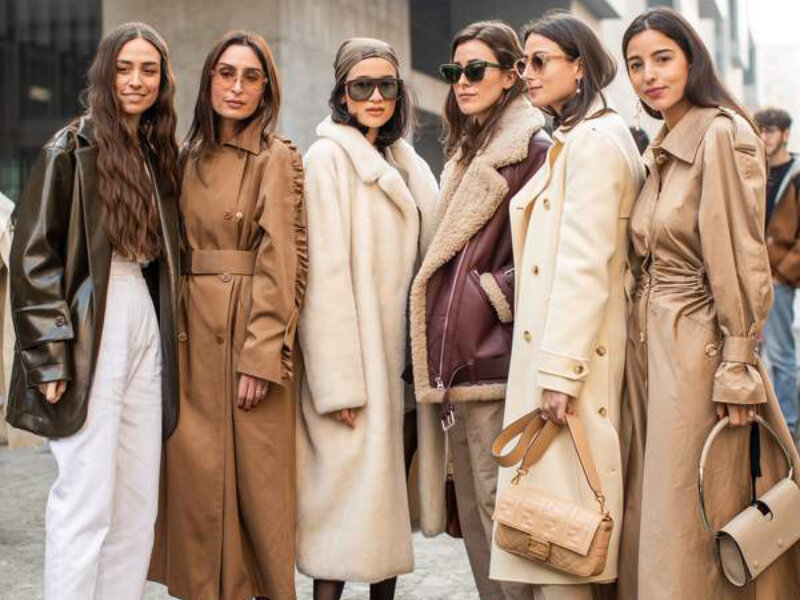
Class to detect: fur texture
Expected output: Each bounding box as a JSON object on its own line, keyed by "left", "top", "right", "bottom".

{"left": 409, "top": 96, "right": 546, "bottom": 404}
{"left": 296, "top": 117, "right": 439, "bottom": 581}
{"left": 479, "top": 272, "right": 513, "bottom": 324}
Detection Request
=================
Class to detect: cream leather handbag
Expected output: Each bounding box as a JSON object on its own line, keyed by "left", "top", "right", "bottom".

{"left": 698, "top": 415, "right": 800, "bottom": 587}
{"left": 492, "top": 409, "right": 613, "bottom": 577}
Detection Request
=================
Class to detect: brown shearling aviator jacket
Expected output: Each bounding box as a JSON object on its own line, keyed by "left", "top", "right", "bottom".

{"left": 7, "top": 117, "right": 180, "bottom": 439}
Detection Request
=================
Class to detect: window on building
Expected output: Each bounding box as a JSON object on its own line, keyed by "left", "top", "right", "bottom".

{"left": 0, "top": 0, "right": 101, "bottom": 201}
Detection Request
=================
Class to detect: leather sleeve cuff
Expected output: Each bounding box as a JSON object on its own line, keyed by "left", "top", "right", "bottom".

{"left": 20, "top": 341, "right": 72, "bottom": 386}
{"left": 13, "top": 301, "right": 74, "bottom": 349}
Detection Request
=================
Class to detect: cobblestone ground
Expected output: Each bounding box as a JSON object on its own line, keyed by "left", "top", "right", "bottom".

{"left": 0, "top": 447, "right": 478, "bottom": 600}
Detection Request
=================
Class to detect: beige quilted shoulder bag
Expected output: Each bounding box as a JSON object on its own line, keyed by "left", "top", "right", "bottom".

{"left": 492, "top": 409, "right": 613, "bottom": 577}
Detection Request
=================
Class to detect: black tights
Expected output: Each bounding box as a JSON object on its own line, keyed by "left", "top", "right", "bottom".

{"left": 312, "top": 577, "right": 397, "bottom": 600}
{"left": 311, "top": 410, "right": 417, "bottom": 600}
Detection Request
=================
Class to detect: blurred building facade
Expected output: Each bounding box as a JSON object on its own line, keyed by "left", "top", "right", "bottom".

{"left": 0, "top": 0, "right": 758, "bottom": 199}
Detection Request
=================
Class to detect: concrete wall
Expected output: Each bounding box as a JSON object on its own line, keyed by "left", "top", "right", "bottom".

{"left": 103, "top": 0, "right": 410, "bottom": 150}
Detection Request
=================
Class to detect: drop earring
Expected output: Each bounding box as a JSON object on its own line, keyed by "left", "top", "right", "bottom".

{"left": 635, "top": 100, "right": 643, "bottom": 130}
{"left": 576, "top": 78, "right": 582, "bottom": 95}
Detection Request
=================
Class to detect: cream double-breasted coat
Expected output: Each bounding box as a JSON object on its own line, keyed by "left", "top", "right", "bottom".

{"left": 490, "top": 105, "right": 645, "bottom": 585}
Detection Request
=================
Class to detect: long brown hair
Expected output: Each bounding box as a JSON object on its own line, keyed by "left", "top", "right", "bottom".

{"left": 185, "top": 31, "right": 282, "bottom": 165}
{"left": 86, "top": 22, "right": 178, "bottom": 261}
{"left": 522, "top": 11, "right": 616, "bottom": 130}
{"left": 442, "top": 21, "right": 526, "bottom": 165}
{"left": 622, "top": 8, "right": 753, "bottom": 128}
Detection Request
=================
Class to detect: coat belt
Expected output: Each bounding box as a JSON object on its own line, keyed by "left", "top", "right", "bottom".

{"left": 181, "top": 250, "right": 256, "bottom": 275}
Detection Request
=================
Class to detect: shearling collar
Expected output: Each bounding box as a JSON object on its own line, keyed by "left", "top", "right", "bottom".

{"left": 408, "top": 95, "right": 547, "bottom": 404}
{"left": 317, "top": 116, "right": 396, "bottom": 184}
{"left": 455, "top": 95, "right": 547, "bottom": 170}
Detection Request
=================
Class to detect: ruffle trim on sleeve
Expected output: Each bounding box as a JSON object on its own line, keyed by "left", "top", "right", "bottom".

{"left": 277, "top": 136, "right": 308, "bottom": 381}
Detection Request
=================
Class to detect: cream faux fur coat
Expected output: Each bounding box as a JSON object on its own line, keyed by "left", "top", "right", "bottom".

{"left": 296, "top": 117, "right": 438, "bottom": 582}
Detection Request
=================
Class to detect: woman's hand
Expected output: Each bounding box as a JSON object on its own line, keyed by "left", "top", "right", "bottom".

{"left": 541, "top": 389, "right": 572, "bottom": 425}
{"left": 237, "top": 374, "right": 270, "bottom": 411}
{"left": 715, "top": 402, "right": 756, "bottom": 427}
{"left": 38, "top": 381, "right": 68, "bottom": 404}
{"left": 334, "top": 408, "right": 359, "bottom": 429}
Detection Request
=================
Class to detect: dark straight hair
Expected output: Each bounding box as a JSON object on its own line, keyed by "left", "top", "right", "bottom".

{"left": 442, "top": 20, "right": 526, "bottom": 165}
{"left": 622, "top": 7, "right": 753, "bottom": 127}
{"left": 185, "top": 30, "right": 281, "bottom": 166}
{"left": 328, "top": 53, "right": 415, "bottom": 150}
{"left": 521, "top": 11, "right": 616, "bottom": 131}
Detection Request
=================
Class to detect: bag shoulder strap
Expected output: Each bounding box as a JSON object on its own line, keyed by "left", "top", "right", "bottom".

{"left": 492, "top": 408, "right": 608, "bottom": 514}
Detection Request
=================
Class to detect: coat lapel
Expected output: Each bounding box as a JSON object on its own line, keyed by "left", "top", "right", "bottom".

{"left": 417, "top": 96, "right": 546, "bottom": 285}
{"left": 73, "top": 116, "right": 112, "bottom": 357}
{"left": 317, "top": 117, "right": 419, "bottom": 220}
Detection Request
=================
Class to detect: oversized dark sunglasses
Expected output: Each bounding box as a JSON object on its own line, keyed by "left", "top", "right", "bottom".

{"left": 345, "top": 77, "right": 402, "bottom": 101}
{"left": 439, "top": 61, "right": 503, "bottom": 84}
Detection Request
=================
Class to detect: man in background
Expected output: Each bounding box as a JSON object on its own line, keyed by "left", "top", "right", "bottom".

{"left": 756, "top": 107, "right": 800, "bottom": 438}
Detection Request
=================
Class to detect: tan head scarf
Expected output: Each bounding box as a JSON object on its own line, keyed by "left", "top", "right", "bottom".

{"left": 333, "top": 37, "right": 400, "bottom": 83}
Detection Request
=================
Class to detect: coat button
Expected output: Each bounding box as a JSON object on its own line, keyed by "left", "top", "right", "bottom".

{"left": 224, "top": 211, "right": 233, "bottom": 220}
{"left": 596, "top": 345, "right": 606, "bottom": 356}
{"left": 55, "top": 316, "right": 66, "bottom": 327}
{"left": 220, "top": 273, "right": 232, "bottom": 283}
{"left": 599, "top": 407, "right": 607, "bottom": 417}
{"left": 574, "top": 365, "right": 584, "bottom": 375}
{"left": 235, "top": 211, "right": 243, "bottom": 220}
{"left": 523, "top": 330, "right": 532, "bottom": 342}
{"left": 705, "top": 343, "right": 718, "bottom": 357}
{"left": 177, "top": 332, "right": 188, "bottom": 343}
{"left": 656, "top": 153, "right": 668, "bottom": 165}
{"left": 543, "top": 199, "right": 551, "bottom": 210}
{"left": 532, "top": 265, "right": 539, "bottom": 275}
{"left": 216, "top": 334, "right": 225, "bottom": 345}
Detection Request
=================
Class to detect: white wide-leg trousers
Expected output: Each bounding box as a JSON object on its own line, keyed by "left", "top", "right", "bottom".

{"left": 44, "top": 257, "right": 162, "bottom": 600}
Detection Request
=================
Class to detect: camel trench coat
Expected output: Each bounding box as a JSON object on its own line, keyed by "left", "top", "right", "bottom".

{"left": 149, "top": 120, "right": 307, "bottom": 600}
{"left": 618, "top": 106, "right": 800, "bottom": 600}
{"left": 490, "top": 105, "right": 645, "bottom": 585}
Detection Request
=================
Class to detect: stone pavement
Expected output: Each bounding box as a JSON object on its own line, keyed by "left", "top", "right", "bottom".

{"left": 0, "top": 447, "right": 479, "bottom": 600}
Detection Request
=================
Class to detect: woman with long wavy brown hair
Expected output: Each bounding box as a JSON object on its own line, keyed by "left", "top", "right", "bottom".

{"left": 7, "top": 21, "right": 180, "bottom": 600}
{"left": 148, "top": 30, "right": 306, "bottom": 600}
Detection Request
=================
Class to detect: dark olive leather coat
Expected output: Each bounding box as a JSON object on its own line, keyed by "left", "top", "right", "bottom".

{"left": 7, "top": 117, "right": 180, "bottom": 439}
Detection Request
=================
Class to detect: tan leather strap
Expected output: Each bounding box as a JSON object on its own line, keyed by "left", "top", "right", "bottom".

{"left": 182, "top": 250, "right": 256, "bottom": 275}
{"left": 493, "top": 409, "right": 607, "bottom": 510}
{"left": 721, "top": 336, "right": 758, "bottom": 365}
{"left": 491, "top": 409, "right": 548, "bottom": 468}
{"left": 698, "top": 415, "right": 794, "bottom": 530}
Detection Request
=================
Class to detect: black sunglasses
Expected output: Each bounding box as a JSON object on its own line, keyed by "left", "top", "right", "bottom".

{"left": 345, "top": 77, "right": 402, "bottom": 101}
{"left": 439, "top": 61, "right": 503, "bottom": 84}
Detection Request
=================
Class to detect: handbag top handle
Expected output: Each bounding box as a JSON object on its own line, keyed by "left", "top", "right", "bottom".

{"left": 697, "top": 415, "right": 795, "bottom": 530}
{"left": 492, "top": 408, "right": 608, "bottom": 516}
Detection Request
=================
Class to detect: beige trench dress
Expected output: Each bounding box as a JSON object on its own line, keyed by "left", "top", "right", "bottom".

{"left": 149, "top": 121, "right": 307, "bottom": 600}
{"left": 618, "top": 106, "right": 800, "bottom": 600}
